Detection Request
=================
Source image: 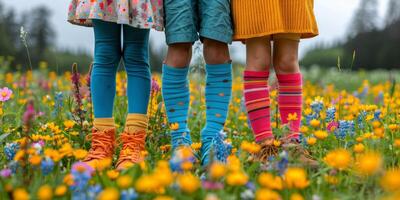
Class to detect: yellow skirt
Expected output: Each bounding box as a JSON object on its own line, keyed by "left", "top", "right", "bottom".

{"left": 232, "top": 0, "right": 319, "bottom": 41}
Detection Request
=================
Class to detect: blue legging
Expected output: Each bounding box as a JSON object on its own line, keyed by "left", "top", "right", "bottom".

{"left": 91, "top": 19, "right": 150, "bottom": 118}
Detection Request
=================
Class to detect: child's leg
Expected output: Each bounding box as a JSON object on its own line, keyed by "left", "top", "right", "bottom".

{"left": 200, "top": 38, "right": 232, "bottom": 164}
{"left": 91, "top": 19, "right": 122, "bottom": 130}
{"left": 122, "top": 25, "right": 151, "bottom": 132}
{"left": 163, "top": 43, "right": 193, "bottom": 149}
{"left": 198, "top": 0, "right": 233, "bottom": 164}
{"left": 84, "top": 20, "right": 121, "bottom": 165}
{"left": 163, "top": 0, "right": 198, "bottom": 150}
{"left": 244, "top": 36, "right": 273, "bottom": 142}
{"left": 272, "top": 34, "right": 302, "bottom": 140}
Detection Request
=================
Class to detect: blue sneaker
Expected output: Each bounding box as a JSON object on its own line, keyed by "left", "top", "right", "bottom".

{"left": 200, "top": 131, "right": 230, "bottom": 166}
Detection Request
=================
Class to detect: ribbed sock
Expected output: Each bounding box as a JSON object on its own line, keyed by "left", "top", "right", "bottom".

{"left": 243, "top": 70, "right": 273, "bottom": 142}
{"left": 162, "top": 64, "right": 191, "bottom": 149}
{"left": 277, "top": 73, "right": 303, "bottom": 139}
{"left": 201, "top": 63, "right": 232, "bottom": 165}
{"left": 201, "top": 63, "right": 232, "bottom": 140}
{"left": 124, "top": 114, "right": 148, "bottom": 133}
{"left": 93, "top": 118, "right": 115, "bottom": 131}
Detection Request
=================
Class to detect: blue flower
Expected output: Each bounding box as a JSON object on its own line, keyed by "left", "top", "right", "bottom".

{"left": 374, "top": 110, "right": 381, "bottom": 120}
{"left": 87, "top": 184, "right": 102, "bottom": 200}
{"left": 311, "top": 99, "right": 324, "bottom": 114}
{"left": 70, "top": 162, "right": 94, "bottom": 196}
{"left": 41, "top": 157, "right": 54, "bottom": 175}
{"left": 52, "top": 92, "right": 63, "bottom": 116}
{"left": 326, "top": 107, "right": 336, "bottom": 122}
{"left": 4, "top": 143, "right": 19, "bottom": 161}
{"left": 335, "top": 120, "right": 355, "bottom": 139}
{"left": 121, "top": 188, "right": 138, "bottom": 200}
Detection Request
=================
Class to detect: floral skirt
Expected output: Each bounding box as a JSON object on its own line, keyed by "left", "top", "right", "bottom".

{"left": 68, "top": 0, "right": 164, "bottom": 31}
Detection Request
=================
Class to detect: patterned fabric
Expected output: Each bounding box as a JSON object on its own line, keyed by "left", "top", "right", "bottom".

{"left": 68, "top": 0, "right": 164, "bottom": 31}
{"left": 200, "top": 63, "right": 232, "bottom": 166}
{"left": 162, "top": 64, "right": 192, "bottom": 149}
{"left": 277, "top": 73, "right": 303, "bottom": 139}
{"left": 243, "top": 70, "right": 273, "bottom": 142}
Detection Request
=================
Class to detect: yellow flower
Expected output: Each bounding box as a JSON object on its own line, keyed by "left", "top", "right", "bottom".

{"left": 300, "top": 126, "right": 309, "bottom": 134}
{"left": 97, "top": 188, "right": 119, "bottom": 200}
{"left": 181, "top": 161, "right": 193, "bottom": 171}
{"left": 380, "top": 168, "right": 400, "bottom": 192}
{"left": 287, "top": 112, "right": 298, "bottom": 121}
{"left": 37, "top": 185, "right": 52, "bottom": 200}
{"left": 314, "top": 130, "right": 328, "bottom": 140}
{"left": 255, "top": 188, "right": 281, "bottom": 200}
{"left": 73, "top": 149, "right": 88, "bottom": 160}
{"left": 154, "top": 196, "right": 174, "bottom": 200}
{"left": 372, "top": 120, "right": 381, "bottom": 128}
{"left": 394, "top": 139, "right": 400, "bottom": 148}
{"left": 353, "top": 143, "right": 365, "bottom": 153}
{"left": 388, "top": 124, "right": 399, "bottom": 131}
{"left": 226, "top": 171, "right": 249, "bottom": 186}
{"left": 290, "top": 193, "right": 304, "bottom": 200}
{"left": 273, "top": 140, "right": 281, "bottom": 147}
{"left": 355, "top": 151, "right": 382, "bottom": 176}
{"left": 191, "top": 142, "right": 202, "bottom": 151}
{"left": 169, "top": 123, "right": 179, "bottom": 131}
{"left": 240, "top": 141, "right": 261, "bottom": 154}
{"left": 14, "top": 150, "right": 25, "bottom": 161}
{"left": 310, "top": 119, "right": 320, "bottom": 128}
{"left": 307, "top": 137, "right": 317, "bottom": 145}
{"left": 54, "top": 185, "right": 67, "bottom": 197}
{"left": 13, "top": 188, "right": 29, "bottom": 200}
{"left": 63, "top": 174, "right": 74, "bottom": 186}
{"left": 63, "top": 120, "right": 75, "bottom": 129}
{"left": 106, "top": 170, "right": 120, "bottom": 180}
{"left": 94, "top": 158, "right": 112, "bottom": 171}
{"left": 324, "top": 175, "right": 339, "bottom": 185}
{"left": 258, "top": 172, "right": 283, "bottom": 190}
{"left": 284, "top": 167, "right": 309, "bottom": 189}
{"left": 135, "top": 175, "right": 160, "bottom": 193}
{"left": 177, "top": 173, "right": 200, "bottom": 193}
{"left": 29, "top": 155, "right": 42, "bottom": 166}
{"left": 209, "top": 162, "right": 227, "bottom": 180}
{"left": 70, "top": 131, "right": 79, "bottom": 136}
{"left": 324, "top": 149, "right": 352, "bottom": 170}
{"left": 117, "top": 175, "right": 133, "bottom": 189}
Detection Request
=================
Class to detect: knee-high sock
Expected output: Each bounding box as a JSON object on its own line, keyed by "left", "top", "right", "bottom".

{"left": 202, "top": 63, "right": 232, "bottom": 140}
{"left": 123, "top": 25, "right": 151, "bottom": 114}
{"left": 91, "top": 19, "right": 121, "bottom": 118}
{"left": 277, "top": 73, "right": 303, "bottom": 139}
{"left": 162, "top": 64, "right": 191, "bottom": 149}
{"left": 243, "top": 70, "right": 273, "bottom": 142}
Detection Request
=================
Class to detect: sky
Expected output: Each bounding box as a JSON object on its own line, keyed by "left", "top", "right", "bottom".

{"left": 1, "top": 0, "right": 390, "bottom": 62}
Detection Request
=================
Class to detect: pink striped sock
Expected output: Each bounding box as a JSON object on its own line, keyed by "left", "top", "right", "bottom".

{"left": 244, "top": 70, "right": 273, "bottom": 142}
{"left": 277, "top": 73, "right": 303, "bottom": 139}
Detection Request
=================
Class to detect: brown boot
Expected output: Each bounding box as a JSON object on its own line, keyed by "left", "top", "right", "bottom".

{"left": 83, "top": 128, "right": 116, "bottom": 168}
{"left": 254, "top": 139, "right": 279, "bottom": 163}
{"left": 281, "top": 137, "right": 319, "bottom": 168}
{"left": 115, "top": 130, "right": 146, "bottom": 170}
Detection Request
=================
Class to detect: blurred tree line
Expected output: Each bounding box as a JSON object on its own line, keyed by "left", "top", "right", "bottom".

{"left": 0, "top": 1, "right": 166, "bottom": 73}
{"left": 0, "top": 1, "right": 93, "bottom": 72}
{"left": 301, "top": 0, "right": 400, "bottom": 70}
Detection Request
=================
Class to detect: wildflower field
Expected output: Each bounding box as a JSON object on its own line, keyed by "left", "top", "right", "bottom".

{"left": 0, "top": 64, "right": 400, "bottom": 200}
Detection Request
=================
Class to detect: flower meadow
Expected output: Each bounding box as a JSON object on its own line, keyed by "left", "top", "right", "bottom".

{"left": 0, "top": 64, "right": 399, "bottom": 200}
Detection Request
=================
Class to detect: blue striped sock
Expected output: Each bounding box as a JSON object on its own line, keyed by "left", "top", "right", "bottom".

{"left": 201, "top": 63, "right": 232, "bottom": 165}
{"left": 162, "top": 64, "right": 192, "bottom": 149}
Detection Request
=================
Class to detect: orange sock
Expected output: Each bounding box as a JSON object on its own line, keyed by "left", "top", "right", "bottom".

{"left": 125, "top": 114, "right": 148, "bottom": 133}
{"left": 93, "top": 118, "right": 115, "bottom": 131}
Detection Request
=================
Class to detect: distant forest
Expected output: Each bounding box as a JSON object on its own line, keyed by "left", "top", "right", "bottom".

{"left": 301, "top": 0, "right": 400, "bottom": 70}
